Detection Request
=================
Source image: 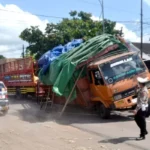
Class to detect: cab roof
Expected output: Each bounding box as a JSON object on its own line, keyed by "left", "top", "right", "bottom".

{"left": 88, "top": 51, "right": 135, "bottom": 68}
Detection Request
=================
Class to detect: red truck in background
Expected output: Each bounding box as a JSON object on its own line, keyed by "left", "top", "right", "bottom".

{"left": 0, "top": 57, "right": 46, "bottom": 99}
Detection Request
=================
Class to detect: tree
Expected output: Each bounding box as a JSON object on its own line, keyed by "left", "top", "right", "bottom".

{"left": 78, "top": 11, "right": 92, "bottom": 21}
{"left": 0, "top": 55, "right": 5, "bottom": 59}
{"left": 20, "top": 26, "right": 48, "bottom": 59}
{"left": 69, "top": 11, "right": 77, "bottom": 18}
{"left": 20, "top": 11, "right": 119, "bottom": 60}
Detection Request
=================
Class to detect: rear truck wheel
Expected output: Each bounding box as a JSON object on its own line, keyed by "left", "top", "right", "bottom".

{"left": 16, "top": 93, "right": 22, "bottom": 100}
{"left": 98, "top": 103, "right": 110, "bottom": 119}
{"left": 16, "top": 88, "right": 22, "bottom": 100}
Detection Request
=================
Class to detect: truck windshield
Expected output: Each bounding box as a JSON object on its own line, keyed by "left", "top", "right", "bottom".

{"left": 100, "top": 54, "right": 146, "bottom": 84}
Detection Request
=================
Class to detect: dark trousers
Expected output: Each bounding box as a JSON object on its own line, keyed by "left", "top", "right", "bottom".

{"left": 134, "top": 109, "right": 147, "bottom": 136}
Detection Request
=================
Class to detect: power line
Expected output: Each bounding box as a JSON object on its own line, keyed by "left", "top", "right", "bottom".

{"left": 0, "top": 19, "right": 31, "bottom": 25}
{"left": 118, "top": 21, "right": 140, "bottom": 23}
{"left": 0, "top": 18, "right": 44, "bottom": 25}
{"left": 0, "top": 49, "right": 22, "bottom": 53}
{"left": 132, "top": 24, "right": 150, "bottom": 34}
{"left": 144, "top": 22, "right": 150, "bottom": 25}
{"left": 0, "top": 7, "right": 146, "bottom": 25}
{"left": 0, "top": 8, "right": 65, "bottom": 19}
{"left": 77, "top": 0, "right": 138, "bottom": 14}
{"left": 143, "top": 33, "right": 150, "bottom": 36}
{"left": 0, "top": 3, "right": 138, "bottom": 22}
{"left": 76, "top": 0, "right": 98, "bottom": 5}
{"left": 0, "top": 17, "right": 147, "bottom": 25}
{"left": 131, "top": 27, "right": 141, "bottom": 32}
{"left": 0, "top": 19, "right": 145, "bottom": 28}
{"left": 0, "top": 4, "right": 149, "bottom": 37}
{"left": 143, "top": 17, "right": 150, "bottom": 20}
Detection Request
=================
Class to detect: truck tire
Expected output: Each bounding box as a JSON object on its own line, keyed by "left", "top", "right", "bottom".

{"left": 99, "top": 103, "right": 110, "bottom": 119}
{"left": 16, "top": 88, "right": 22, "bottom": 100}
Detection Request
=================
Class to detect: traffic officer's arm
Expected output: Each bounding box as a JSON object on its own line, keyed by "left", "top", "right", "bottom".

{"left": 135, "top": 91, "right": 148, "bottom": 112}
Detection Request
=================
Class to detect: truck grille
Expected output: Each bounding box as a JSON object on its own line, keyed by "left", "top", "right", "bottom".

{"left": 114, "top": 87, "right": 136, "bottom": 99}
{"left": 121, "top": 87, "right": 136, "bottom": 98}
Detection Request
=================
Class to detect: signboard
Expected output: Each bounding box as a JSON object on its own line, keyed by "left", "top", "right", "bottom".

{"left": 4, "top": 74, "right": 32, "bottom": 82}
{"left": 110, "top": 57, "right": 133, "bottom": 67}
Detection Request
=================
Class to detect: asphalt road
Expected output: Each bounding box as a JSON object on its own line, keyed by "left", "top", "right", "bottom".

{"left": 2, "top": 98, "right": 150, "bottom": 150}
{"left": 60, "top": 109, "right": 150, "bottom": 150}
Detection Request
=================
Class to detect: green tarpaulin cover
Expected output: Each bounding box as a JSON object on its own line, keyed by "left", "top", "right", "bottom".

{"left": 38, "top": 34, "right": 128, "bottom": 100}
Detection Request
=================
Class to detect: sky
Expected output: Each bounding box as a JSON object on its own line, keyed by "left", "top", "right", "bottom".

{"left": 0, "top": 0, "right": 150, "bottom": 58}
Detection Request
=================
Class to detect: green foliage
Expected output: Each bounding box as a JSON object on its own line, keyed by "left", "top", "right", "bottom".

{"left": 20, "top": 11, "right": 120, "bottom": 60}
{"left": 69, "top": 11, "right": 77, "bottom": 18}
{"left": 0, "top": 55, "right": 6, "bottom": 59}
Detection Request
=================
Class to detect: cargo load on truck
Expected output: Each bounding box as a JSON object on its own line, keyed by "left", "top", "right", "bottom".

{"left": 38, "top": 34, "right": 129, "bottom": 100}
{"left": 38, "top": 39, "right": 83, "bottom": 74}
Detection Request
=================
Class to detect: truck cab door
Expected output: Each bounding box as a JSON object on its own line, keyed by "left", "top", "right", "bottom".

{"left": 88, "top": 69, "right": 111, "bottom": 104}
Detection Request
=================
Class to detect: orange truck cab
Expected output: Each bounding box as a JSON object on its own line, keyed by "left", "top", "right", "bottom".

{"left": 87, "top": 51, "right": 150, "bottom": 118}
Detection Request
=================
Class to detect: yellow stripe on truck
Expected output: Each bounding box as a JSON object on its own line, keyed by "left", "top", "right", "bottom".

{"left": 26, "top": 87, "right": 35, "bottom": 92}
{"left": 20, "top": 87, "right": 35, "bottom": 93}
{"left": 8, "top": 87, "right": 35, "bottom": 94}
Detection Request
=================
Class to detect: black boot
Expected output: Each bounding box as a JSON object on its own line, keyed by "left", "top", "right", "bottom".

{"left": 136, "top": 135, "right": 145, "bottom": 140}
{"left": 145, "top": 131, "right": 148, "bottom": 135}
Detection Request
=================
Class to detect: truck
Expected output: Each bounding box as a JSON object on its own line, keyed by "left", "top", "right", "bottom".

{"left": 0, "top": 57, "right": 44, "bottom": 99}
{"left": 86, "top": 51, "right": 150, "bottom": 118}
{"left": 38, "top": 34, "right": 150, "bottom": 118}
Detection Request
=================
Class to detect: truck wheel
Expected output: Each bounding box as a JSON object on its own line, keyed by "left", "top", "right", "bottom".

{"left": 16, "top": 88, "right": 22, "bottom": 100}
{"left": 16, "top": 93, "right": 22, "bottom": 100}
{"left": 99, "top": 103, "right": 110, "bottom": 119}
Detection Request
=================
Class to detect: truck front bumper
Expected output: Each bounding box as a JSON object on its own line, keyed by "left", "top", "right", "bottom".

{"left": 114, "top": 96, "right": 137, "bottom": 109}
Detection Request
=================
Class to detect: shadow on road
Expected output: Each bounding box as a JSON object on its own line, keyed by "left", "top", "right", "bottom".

{"left": 98, "top": 137, "right": 136, "bottom": 144}
{"left": 57, "top": 112, "right": 133, "bottom": 125}
{"left": 9, "top": 98, "right": 134, "bottom": 124}
{"left": 10, "top": 99, "right": 56, "bottom": 123}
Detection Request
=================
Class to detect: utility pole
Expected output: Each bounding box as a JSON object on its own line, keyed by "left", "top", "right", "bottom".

{"left": 22, "top": 44, "right": 25, "bottom": 58}
{"left": 101, "top": 0, "right": 105, "bottom": 34}
{"left": 98, "top": 0, "right": 105, "bottom": 34}
{"left": 119, "top": 27, "right": 123, "bottom": 37}
{"left": 141, "top": 0, "right": 143, "bottom": 59}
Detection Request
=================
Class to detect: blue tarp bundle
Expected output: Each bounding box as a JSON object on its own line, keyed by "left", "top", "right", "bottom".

{"left": 38, "top": 39, "right": 83, "bottom": 74}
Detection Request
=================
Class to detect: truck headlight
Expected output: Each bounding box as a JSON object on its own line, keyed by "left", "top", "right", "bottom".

{"left": 114, "top": 94, "right": 122, "bottom": 101}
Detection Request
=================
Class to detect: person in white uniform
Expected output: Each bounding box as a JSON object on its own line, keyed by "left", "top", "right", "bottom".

{"left": 134, "top": 77, "right": 149, "bottom": 140}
